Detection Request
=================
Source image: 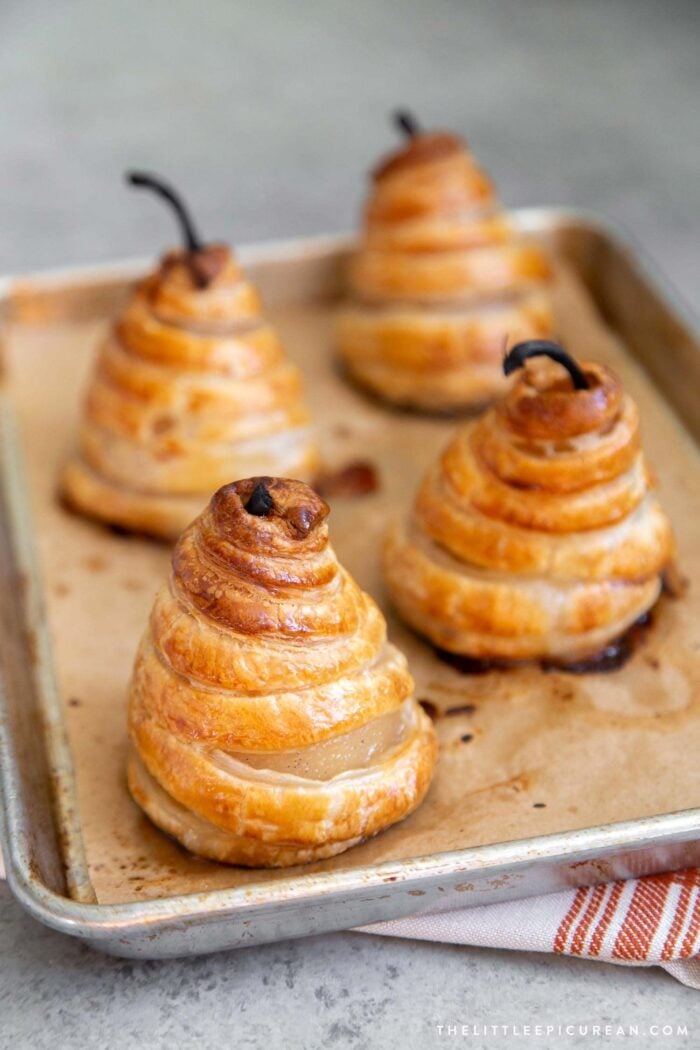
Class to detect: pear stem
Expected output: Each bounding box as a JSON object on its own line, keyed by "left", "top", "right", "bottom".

{"left": 393, "top": 110, "right": 421, "bottom": 138}
{"left": 126, "top": 171, "right": 204, "bottom": 254}
{"left": 503, "top": 340, "right": 590, "bottom": 391}
{"left": 245, "top": 482, "right": 275, "bottom": 517}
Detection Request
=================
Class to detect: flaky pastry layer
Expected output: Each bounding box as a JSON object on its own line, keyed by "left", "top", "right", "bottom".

{"left": 128, "top": 751, "right": 363, "bottom": 867}
{"left": 128, "top": 478, "right": 437, "bottom": 865}
{"left": 338, "top": 131, "right": 554, "bottom": 410}
{"left": 383, "top": 360, "right": 676, "bottom": 661}
{"left": 62, "top": 248, "right": 317, "bottom": 538}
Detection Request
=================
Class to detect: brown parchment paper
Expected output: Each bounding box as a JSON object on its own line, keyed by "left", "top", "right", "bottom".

{"left": 5, "top": 255, "right": 700, "bottom": 905}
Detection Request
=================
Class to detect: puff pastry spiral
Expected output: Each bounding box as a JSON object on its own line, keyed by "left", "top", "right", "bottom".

{"left": 62, "top": 173, "right": 317, "bottom": 540}
{"left": 337, "top": 114, "right": 554, "bottom": 411}
{"left": 128, "top": 476, "right": 437, "bottom": 866}
{"left": 384, "top": 342, "right": 675, "bottom": 663}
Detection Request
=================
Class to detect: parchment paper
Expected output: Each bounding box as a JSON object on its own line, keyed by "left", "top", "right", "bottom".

{"left": 6, "top": 257, "right": 700, "bottom": 904}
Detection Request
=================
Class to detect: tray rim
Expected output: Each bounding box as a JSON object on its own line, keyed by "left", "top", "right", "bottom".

{"left": 0, "top": 205, "right": 696, "bottom": 324}
{"left": 1, "top": 206, "right": 700, "bottom": 950}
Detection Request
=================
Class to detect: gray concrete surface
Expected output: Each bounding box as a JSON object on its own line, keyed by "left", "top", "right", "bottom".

{"left": 0, "top": 1, "right": 699, "bottom": 1047}
{"left": 0, "top": 883, "right": 697, "bottom": 1050}
{"left": 1, "top": 0, "right": 699, "bottom": 300}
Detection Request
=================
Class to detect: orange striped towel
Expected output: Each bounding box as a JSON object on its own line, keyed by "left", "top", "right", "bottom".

{"left": 358, "top": 869, "right": 700, "bottom": 988}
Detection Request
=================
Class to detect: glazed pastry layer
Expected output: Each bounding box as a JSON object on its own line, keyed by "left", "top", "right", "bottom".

{"left": 384, "top": 358, "right": 676, "bottom": 661}
{"left": 62, "top": 246, "right": 318, "bottom": 539}
{"left": 128, "top": 477, "right": 437, "bottom": 866}
{"left": 337, "top": 129, "right": 553, "bottom": 410}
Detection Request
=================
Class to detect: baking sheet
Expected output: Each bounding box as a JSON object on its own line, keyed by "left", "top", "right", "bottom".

{"left": 4, "top": 245, "right": 700, "bottom": 906}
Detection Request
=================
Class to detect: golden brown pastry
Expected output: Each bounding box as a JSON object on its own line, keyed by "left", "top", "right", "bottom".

{"left": 384, "top": 341, "right": 676, "bottom": 665}
{"left": 337, "top": 112, "right": 554, "bottom": 411}
{"left": 127, "top": 476, "right": 437, "bottom": 866}
{"left": 62, "top": 173, "right": 318, "bottom": 540}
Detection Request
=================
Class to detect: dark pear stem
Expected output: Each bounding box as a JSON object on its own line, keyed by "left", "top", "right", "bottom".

{"left": 503, "top": 340, "right": 590, "bottom": 391}
{"left": 126, "top": 171, "right": 204, "bottom": 254}
{"left": 245, "top": 481, "right": 275, "bottom": 517}
{"left": 394, "top": 110, "right": 421, "bottom": 138}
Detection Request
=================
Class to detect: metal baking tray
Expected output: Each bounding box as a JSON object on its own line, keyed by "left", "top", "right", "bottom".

{"left": 1, "top": 209, "right": 699, "bottom": 959}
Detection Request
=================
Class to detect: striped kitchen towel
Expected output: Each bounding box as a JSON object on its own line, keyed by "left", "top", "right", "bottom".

{"left": 359, "top": 868, "right": 700, "bottom": 988}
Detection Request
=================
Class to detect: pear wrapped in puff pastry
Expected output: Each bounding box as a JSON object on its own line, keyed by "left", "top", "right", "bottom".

{"left": 62, "top": 173, "right": 317, "bottom": 540}
{"left": 337, "top": 112, "right": 554, "bottom": 411}
{"left": 127, "top": 476, "right": 437, "bottom": 866}
{"left": 384, "top": 341, "right": 676, "bottom": 665}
